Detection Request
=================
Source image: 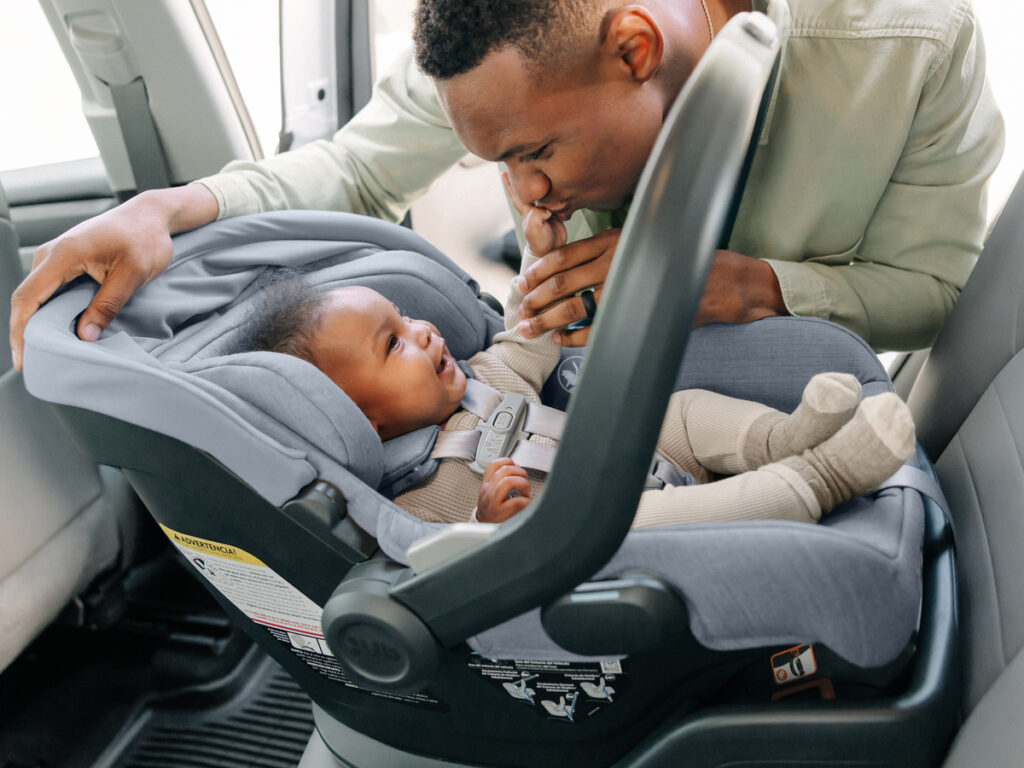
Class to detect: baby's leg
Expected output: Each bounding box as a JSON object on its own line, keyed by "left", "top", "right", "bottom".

{"left": 781, "top": 392, "right": 915, "bottom": 513}
{"left": 662, "top": 373, "right": 861, "bottom": 476}
{"left": 634, "top": 393, "right": 913, "bottom": 529}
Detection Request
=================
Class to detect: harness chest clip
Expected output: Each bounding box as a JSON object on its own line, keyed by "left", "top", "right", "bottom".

{"left": 468, "top": 392, "right": 530, "bottom": 475}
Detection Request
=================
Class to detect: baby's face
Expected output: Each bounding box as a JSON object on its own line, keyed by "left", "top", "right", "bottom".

{"left": 308, "top": 286, "right": 467, "bottom": 440}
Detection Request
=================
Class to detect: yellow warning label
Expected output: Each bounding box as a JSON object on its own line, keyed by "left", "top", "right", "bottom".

{"left": 159, "top": 524, "right": 265, "bottom": 566}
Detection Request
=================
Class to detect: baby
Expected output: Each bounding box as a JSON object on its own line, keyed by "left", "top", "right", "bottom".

{"left": 247, "top": 184, "right": 914, "bottom": 527}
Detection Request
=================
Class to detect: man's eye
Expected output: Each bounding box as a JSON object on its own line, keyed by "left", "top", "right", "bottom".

{"left": 521, "top": 144, "right": 550, "bottom": 162}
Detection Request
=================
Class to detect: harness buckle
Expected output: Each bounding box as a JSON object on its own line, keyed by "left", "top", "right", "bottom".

{"left": 469, "top": 392, "right": 530, "bottom": 475}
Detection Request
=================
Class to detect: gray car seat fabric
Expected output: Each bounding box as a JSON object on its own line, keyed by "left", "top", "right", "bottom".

{"left": 909, "top": 174, "right": 1024, "bottom": 719}
{"left": 23, "top": 210, "right": 924, "bottom": 670}
{"left": 0, "top": 181, "right": 144, "bottom": 672}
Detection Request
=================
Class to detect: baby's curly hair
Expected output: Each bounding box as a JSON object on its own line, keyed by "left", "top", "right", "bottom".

{"left": 413, "top": 0, "right": 602, "bottom": 81}
{"left": 246, "top": 274, "right": 329, "bottom": 364}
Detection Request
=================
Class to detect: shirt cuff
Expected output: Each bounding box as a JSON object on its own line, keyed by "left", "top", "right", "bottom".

{"left": 763, "top": 259, "right": 831, "bottom": 321}
{"left": 196, "top": 171, "right": 263, "bottom": 221}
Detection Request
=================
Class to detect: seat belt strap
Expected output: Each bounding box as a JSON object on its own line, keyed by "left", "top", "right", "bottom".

{"left": 876, "top": 464, "right": 950, "bottom": 518}
{"left": 109, "top": 77, "right": 172, "bottom": 192}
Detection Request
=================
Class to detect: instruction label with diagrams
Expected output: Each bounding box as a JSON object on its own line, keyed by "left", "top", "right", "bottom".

{"left": 159, "top": 524, "right": 443, "bottom": 710}
{"left": 469, "top": 654, "right": 627, "bottom": 722}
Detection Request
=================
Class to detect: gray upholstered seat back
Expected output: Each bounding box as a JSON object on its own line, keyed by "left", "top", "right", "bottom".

{"left": 909, "top": 175, "right": 1024, "bottom": 715}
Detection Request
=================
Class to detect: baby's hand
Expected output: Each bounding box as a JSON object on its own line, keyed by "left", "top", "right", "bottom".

{"left": 477, "top": 458, "right": 532, "bottom": 523}
{"left": 502, "top": 173, "right": 567, "bottom": 258}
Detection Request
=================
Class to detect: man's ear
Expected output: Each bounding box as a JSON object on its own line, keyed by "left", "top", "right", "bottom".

{"left": 603, "top": 5, "right": 664, "bottom": 83}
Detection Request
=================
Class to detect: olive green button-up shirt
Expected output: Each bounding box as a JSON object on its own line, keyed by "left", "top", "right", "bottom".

{"left": 201, "top": 0, "right": 1003, "bottom": 351}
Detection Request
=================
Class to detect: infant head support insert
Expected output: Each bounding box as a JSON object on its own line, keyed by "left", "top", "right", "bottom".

{"left": 22, "top": 15, "right": 958, "bottom": 768}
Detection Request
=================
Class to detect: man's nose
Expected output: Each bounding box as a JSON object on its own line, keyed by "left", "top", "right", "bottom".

{"left": 506, "top": 163, "right": 552, "bottom": 208}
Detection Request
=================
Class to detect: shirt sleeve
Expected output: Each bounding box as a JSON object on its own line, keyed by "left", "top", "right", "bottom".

{"left": 766, "top": 6, "right": 1004, "bottom": 352}
{"left": 197, "top": 45, "right": 467, "bottom": 222}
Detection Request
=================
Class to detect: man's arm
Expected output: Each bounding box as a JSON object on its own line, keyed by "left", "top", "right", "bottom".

{"left": 763, "top": 6, "right": 1003, "bottom": 352}
{"left": 200, "top": 46, "right": 466, "bottom": 222}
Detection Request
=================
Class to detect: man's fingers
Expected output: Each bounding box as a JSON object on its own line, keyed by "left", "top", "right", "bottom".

{"left": 75, "top": 265, "right": 148, "bottom": 341}
{"left": 552, "top": 325, "right": 592, "bottom": 348}
{"left": 519, "top": 228, "right": 619, "bottom": 296}
{"left": 520, "top": 256, "right": 609, "bottom": 317}
{"left": 519, "top": 287, "right": 604, "bottom": 338}
{"left": 9, "top": 258, "right": 87, "bottom": 370}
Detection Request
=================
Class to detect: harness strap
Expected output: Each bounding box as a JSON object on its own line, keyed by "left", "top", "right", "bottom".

{"left": 433, "top": 377, "right": 692, "bottom": 488}
{"left": 461, "top": 378, "right": 566, "bottom": 440}
{"left": 431, "top": 429, "right": 481, "bottom": 460}
{"left": 510, "top": 440, "right": 557, "bottom": 474}
{"left": 461, "top": 378, "right": 503, "bottom": 421}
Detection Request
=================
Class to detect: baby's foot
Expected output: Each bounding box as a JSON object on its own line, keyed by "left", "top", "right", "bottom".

{"left": 780, "top": 393, "right": 915, "bottom": 514}
{"left": 743, "top": 373, "right": 861, "bottom": 469}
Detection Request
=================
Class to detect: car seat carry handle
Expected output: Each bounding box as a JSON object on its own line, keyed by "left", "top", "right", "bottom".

{"left": 324, "top": 15, "right": 780, "bottom": 690}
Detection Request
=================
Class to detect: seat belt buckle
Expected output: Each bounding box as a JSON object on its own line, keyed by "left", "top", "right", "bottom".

{"left": 469, "top": 392, "right": 530, "bottom": 474}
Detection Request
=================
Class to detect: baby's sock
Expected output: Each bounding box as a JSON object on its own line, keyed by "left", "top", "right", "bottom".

{"left": 775, "top": 393, "right": 915, "bottom": 514}
{"left": 741, "top": 372, "right": 862, "bottom": 469}
{"left": 668, "top": 374, "right": 862, "bottom": 477}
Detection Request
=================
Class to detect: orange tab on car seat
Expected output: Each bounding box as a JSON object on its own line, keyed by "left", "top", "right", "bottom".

{"left": 770, "top": 643, "right": 817, "bottom": 685}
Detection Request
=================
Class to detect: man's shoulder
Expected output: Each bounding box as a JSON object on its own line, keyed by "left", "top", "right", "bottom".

{"left": 781, "top": 0, "right": 971, "bottom": 50}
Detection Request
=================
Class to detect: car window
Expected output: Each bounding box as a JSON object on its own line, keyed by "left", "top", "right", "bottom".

{"left": 203, "top": 0, "right": 281, "bottom": 160}
{"left": 0, "top": 3, "right": 99, "bottom": 173}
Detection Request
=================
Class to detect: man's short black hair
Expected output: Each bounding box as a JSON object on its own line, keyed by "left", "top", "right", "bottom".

{"left": 413, "top": 0, "right": 599, "bottom": 80}
{"left": 245, "top": 274, "right": 328, "bottom": 364}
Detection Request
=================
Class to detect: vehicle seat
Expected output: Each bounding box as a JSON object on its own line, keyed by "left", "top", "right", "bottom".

{"left": 907, "top": 172, "right": 1024, "bottom": 765}
{"left": 0, "top": 180, "right": 148, "bottom": 672}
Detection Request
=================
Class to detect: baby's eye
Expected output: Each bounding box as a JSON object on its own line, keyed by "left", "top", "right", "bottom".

{"left": 386, "top": 335, "right": 398, "bottom": 353}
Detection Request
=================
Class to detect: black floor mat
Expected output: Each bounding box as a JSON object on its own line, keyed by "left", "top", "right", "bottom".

{"left": 101, "top": 653, "right": 314, "bottom": 768}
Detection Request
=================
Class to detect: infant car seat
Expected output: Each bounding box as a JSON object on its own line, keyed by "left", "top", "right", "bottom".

{"left": 22, "top": 14, "right": 957, "bottom": 768}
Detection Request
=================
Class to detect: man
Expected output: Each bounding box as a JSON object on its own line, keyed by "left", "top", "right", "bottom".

{"left": 9, "top": 0, "right": 1003, "bottom": 369}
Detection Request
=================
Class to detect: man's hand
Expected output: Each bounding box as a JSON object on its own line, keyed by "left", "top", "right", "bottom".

{"left": 516, "top": 227, "right": 619, "bottom": 347}
{"left": 477, "top": 458, "right": 532, "bottom": 523}
{"left": 697, "top": 249, "right": 788, "bottom": 326}
{"left": 516, "top": 234, "right": 788, "bottom": 346}
{"left": 9, "top": 183, "right": 219, "bottom": 370}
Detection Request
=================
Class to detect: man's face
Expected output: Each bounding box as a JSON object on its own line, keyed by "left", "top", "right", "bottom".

{"left": 308, "top": 286, "right": 467, "bottom": 441}
{"left": 436, "top": 47, "right": 664, "bottom": 221}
